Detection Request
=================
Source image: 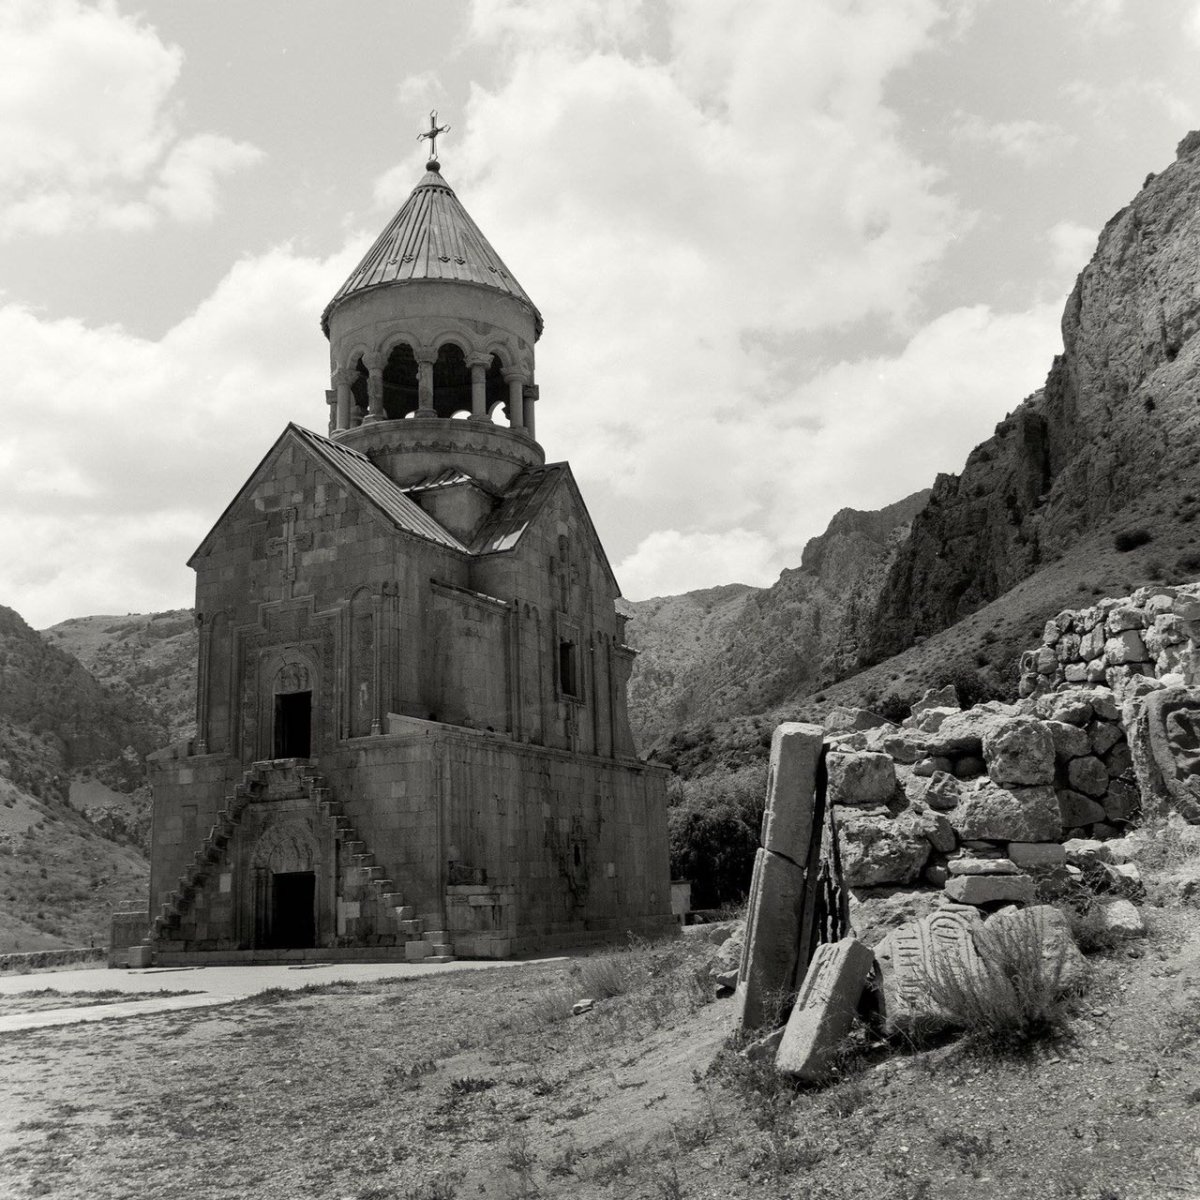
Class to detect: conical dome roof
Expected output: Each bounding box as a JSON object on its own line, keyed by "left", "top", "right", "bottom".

{"left": 321, "top": 162, "right": 543, "bottom": 339}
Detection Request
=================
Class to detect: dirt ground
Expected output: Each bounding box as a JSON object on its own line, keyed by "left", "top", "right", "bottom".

{"left": 0, "top": 910, "right": 1198, "bottom": 1200}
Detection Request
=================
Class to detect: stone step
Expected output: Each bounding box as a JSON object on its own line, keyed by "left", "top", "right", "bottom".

{"left": 395, "top": 919, "right": 422, "bottom": 937}
{"left": 429, "top": 943, "right": 453, "bottom": 957}
{"left": 425, "top": 955, "right": 456, "bottom": 964}
{"left": 380, "top": 892, "right": 406, "bottom": 907}
{"left": 343, "top": 840, "right": 364, "bottom": 855}
{"left": 360, "top": 865, "right": 386, "bottom": 880}
{"left": 391, "top": 905, "right": 415, "bottom": 921}
{"left": 373, "top": 879, "right": 393, "bottom": 892}
{"left": 424, "top": 930, "right": 450, "bottom": 942}
{"left": 351, "top": 853, "right": 374, "bottom": 867}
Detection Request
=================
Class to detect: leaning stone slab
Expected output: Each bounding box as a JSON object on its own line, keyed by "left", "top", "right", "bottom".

{"left": 760, "top": 723, "right": 824, "bottom": 860}
{"left": 872, "top": 908, "right": 984, "bottom": 1032}
{"left": 735, "top": 848, "right": 808, "bottom": 1032}
{"left": 776, "top": 938, "right": 874, "bottom": 1080}
{"left": 944, "top": 872, "right": 1035, "bottom": 907}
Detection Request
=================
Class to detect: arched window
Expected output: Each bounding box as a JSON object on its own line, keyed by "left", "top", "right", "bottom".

{"left": 485, "top": 354, "right": 507, "bottom": 419}
{"left": 432, "top": 343, "right": 471, "bottom": 418}
{"left": 350, "top": 357, "right": 369, "bottom": 424}
{"left": 383, "top": 343, "right": 419, "bottom": 419}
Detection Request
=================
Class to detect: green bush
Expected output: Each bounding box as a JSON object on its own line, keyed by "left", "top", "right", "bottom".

{"left": 1114, "top": 528, "right": 1152, "bottom": 552}
{"left": 667, "top": 762, "right": 767, "bottom": 908}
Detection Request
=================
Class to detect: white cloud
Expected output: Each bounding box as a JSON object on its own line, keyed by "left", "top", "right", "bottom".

{"left": 1188, "top": 3, "right": 1200, "bottom": 46}
{"left": 0, "top": 0, "right": 261, "bottom": 237}
{"left": 615, "top": 529, "right": 778, "bottom": 599}
{"left": 0, "top": 241, "right": 364, "bottom": 626}
{"left": 951, "top": 114, "right": 1077, "bottom": 165}
{"left": 1047, "top": 220, "right": 1097, "bottom": 283}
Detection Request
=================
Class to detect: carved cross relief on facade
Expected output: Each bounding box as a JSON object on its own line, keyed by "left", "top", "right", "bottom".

{"left": 266, "top": 507, "right": 313, "bottom": 598}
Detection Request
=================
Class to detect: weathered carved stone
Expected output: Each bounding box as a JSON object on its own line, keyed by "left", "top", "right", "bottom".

{"left": 1128, "top": 686, "right": 1200, "bottom": 823}
{"left": 775, "top": 938, "right": 874, "bottom": 1080}
{"left": 735, "top": 849, "right": 807, "bottom": 1032}
{"left": 974, "top": 904, "right": 1086, "bottom": 990}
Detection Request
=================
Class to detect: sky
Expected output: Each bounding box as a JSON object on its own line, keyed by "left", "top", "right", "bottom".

{"left": 3, "top": 0, "right": 1200, "bottom": 627}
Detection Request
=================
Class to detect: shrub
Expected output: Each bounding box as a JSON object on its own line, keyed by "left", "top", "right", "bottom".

{"left": 917, "top": 919, "right": 1081, "bottom": 1053}
{"left": 1114, "top": 528, "right": 1152, "bottom": 552}
{"left": 1177, "top": 551, "right": 1200, "bottom": 574}
{"left": 668, "top": 762, "right": 767, "bottom": 908}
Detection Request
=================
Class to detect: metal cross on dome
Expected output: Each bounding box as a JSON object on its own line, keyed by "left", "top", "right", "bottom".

{"left": 418, "top": 110, "right": 450, "bottom": 161}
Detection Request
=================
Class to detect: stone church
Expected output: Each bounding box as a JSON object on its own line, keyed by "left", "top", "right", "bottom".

{"left": 139, "top": 147, "right": 672, "bottom": 964}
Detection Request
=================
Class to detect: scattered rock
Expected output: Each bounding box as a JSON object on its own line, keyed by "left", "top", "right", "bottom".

{"left": 572, "top": 998, "right": 595, "bottom": 1016}
{"left": 944, "top": 873, "right": 1035, "bottom": 907}
{"left": 1097, "top": 899, "right": 1146, "bottom": 938}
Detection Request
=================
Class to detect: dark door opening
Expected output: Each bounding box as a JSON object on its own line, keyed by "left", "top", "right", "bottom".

{"left": 274, "top": 690, "right": 312, "bottom": 758}
{"left": 268, "top": 871, "right": 316, "bottom": 948}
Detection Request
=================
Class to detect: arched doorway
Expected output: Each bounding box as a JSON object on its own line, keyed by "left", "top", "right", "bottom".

{"left": 272, "top": 661, "right": 312, "bottom": 759}
{"left": 251, "top": 820, "right": 320, "bottom": 949}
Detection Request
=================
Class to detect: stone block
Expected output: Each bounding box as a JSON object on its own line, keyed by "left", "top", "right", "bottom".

{"left": 827, "top": 751, "right": 896, "bottom": 808}
{"left": 128, "top": 944, "right": 153, "bottom": 968}
{"left": 1088, "top": 721, "right": 1122, "bottom": 757}
{"left": 983, "top": 718, "right": 1055, "bottom": 786}
{"left": 735, "top": 849, "right": 807, "bottom": 1032}
{"left": 1105, "top": 631, "right": 1149, "bottom": 666}
{"left": 775, "top": 939, "right": 874, "bottom": 1080}
{"left": 1006, "top": 842, "right": 1066, "bottom": 869}
{"left": 1057, "top": 789, "right": 1106, "bottom": 827}
{"left": 1046, "top": 720, "right": 1090, "bottom": 760}
{"left": 759, "top": 723, "right": 823, "bottom": 859}
{"left": 838, "top": 812, "right": 931, "bottom": 887}
{"left": 1068, "top": 755, "right": 1109, "bottom": 798}
{"left": 949, "top": 780, "right": 1061, "bottom": 842}
{"left": 1098, "top": 898, "right": 1146, "bottom": 937}
{"left": 923, "top": 771, "right": 962, "bottom": 810}
{"left": 944, "top": 873, "right": 1035, "bottom": 907}
{"left": 1103, "top": 778, "right": 1139, "bottom": 823}
{"left": 947, "top": 856, "right": 1019, "bottom": 875}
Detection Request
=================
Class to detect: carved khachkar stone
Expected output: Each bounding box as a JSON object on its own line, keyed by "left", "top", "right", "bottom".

{"left": 775, "top": 937, "right": 873, "bottom": 1080}
{"left": 735, "top": 723, "right": 827, "bottom": 1032}
{"left": 872, "top": 908, "right": 984, "bottom": 1032}
{"left": 1129, "top": 686, "right": 1200, "bottom": 824}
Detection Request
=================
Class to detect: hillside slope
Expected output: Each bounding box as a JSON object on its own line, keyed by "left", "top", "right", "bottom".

{"left": 623, "top": 491, "right": 928, "bottom": 747}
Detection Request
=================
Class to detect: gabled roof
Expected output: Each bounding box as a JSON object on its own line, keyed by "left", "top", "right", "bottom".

{"left": 471, "top": 462, "right": 620, "bottom": 595}
{"left": 188, "top": 424, "right": 468, "bottom": 564}
{"left": 321, "top": 162, "right": 543, "bottom": 339}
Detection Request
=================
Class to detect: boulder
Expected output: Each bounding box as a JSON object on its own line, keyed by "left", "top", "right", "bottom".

{"left": 944, "top": 873, "right": 1035, "bottom": 907}
{"left": 824, "top": 707, "right": 894, "bottom": 734}
{"left": 909, "top": 807, "right": 956, "bottom": 853}
{"left": 922, "top": 771, "right": 962, "bottom": 811}
{"left": 1106, "top": 606, "right": 1147, "bottom": 634}
{"left": 925, "top": 708, "right": 1016, "bottom": 758}
{"left": 1105, "top": 741, "right": 1132, "bottom": 777}
{"left": 1097, "top": 899, "right": 1146, "bottom": 938}
{"left": 1057, "top": 789, "right": 1106, "bottom": 827}
{"left": 1046, "top": 720, "right": 1091, "bottom": 761}
{"left": 912, "top": 755, "right": 953, "bottom": 778}
{"left": 983, "top": 718, "right": 1056, "bottom": 786}
{"left": 974, "top": 905, "right": 1087, "bottom": 990}
{"left": 1105, "top": 631, "right": 1149, "bottom": 666}
{"left": 1062, "top": 838, "right": 1111, "bottom": 865}
{"left": 838, "top": 812, "right": 931, "bottom": 887}
{"left": 879, "top": 731, "right": 931, "bottom": 765}
{"left": 1067, "top": 755, "right": 1110, "bottom": 798}
{"left": 949, "top": 779, "right": 1061, "bottom": 842}
{"left": 1088, "top": 721, "right": 1122, "bottom": 757}
{"left": 1034, "top": 689, "right": 1095, "bottom": 726}
{"left": 827, "top": 751, "right": 897, "bottom": 807}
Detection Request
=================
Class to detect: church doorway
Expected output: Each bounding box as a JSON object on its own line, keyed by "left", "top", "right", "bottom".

{"left": 267, "top": 871, "right": 316, "bottom": 948}
{"left": 273, "top": 690, "right": 312, "bottom": 758}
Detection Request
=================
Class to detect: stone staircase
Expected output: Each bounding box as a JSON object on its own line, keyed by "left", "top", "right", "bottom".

{"left": 145, "top": 760, "right": 454, "bottom": 962}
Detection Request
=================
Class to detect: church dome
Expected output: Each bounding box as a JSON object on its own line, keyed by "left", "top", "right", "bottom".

{"left": 321, "top": 162, "right": 542, "bottom": 340}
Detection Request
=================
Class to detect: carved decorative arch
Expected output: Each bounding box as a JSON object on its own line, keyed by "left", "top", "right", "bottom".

{"left": 251, "top": 818, "right": 318, "bottom": 873}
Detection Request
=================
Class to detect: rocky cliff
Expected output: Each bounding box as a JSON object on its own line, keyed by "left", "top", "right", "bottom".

{"left": 865, "top": 132, "right": 1200, "bottom": 662}
{"left": 623, "top": 490, "right": 928, "bottom": 747}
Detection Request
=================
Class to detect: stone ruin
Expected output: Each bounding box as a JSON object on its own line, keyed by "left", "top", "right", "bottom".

{"left": 726, "top": 582, "right": 1200, "bottom": 1079}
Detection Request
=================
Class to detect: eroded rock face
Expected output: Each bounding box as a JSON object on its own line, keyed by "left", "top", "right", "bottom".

{"left": 864, "top": 134, "right": 1200, "bottom": 663}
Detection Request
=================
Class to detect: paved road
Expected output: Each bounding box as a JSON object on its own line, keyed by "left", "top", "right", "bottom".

{"left": 0, "top": 958, "right": 555, "bottom": 1034}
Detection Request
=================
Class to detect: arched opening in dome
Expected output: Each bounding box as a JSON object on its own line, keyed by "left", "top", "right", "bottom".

{"left": 350, "top": 356, "right": 369, "bottom": 424}
{"left": 485, "top": 354, "right": 507, "bottom": 420}
{"left": 383, "top": 343, "right": 419, "bottom": 419}
{"left": 432, "top": 343, "right": 471, "bottom": 418}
